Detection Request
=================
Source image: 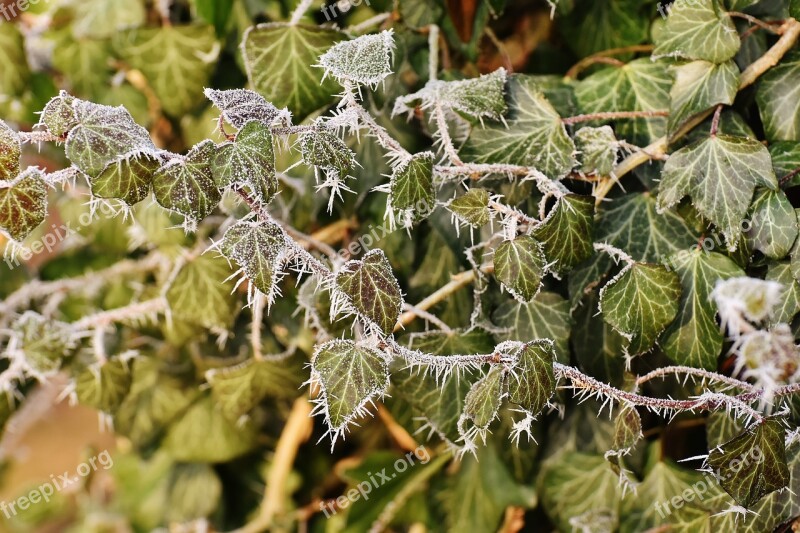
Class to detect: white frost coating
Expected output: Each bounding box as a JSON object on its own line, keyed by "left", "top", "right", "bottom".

{"left": 204, "top": 88, "right": 291, "bottom": 129}
{"left": 711, "top": 276, "right": 782, "bottom": 333}
{"left": 318, "top": 30, "right": 395, "bottom": 88}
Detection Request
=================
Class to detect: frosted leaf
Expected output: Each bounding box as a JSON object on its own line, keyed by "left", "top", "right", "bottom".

{"left": 204, "top": 88, "right": 291, "bottom": 129}
{"left": 64, "top": 97, "right": 156, "bottom": 177}
{"left": 318, "top": 30, "right": 394, "bottom": 87}
{"left": 493, "top": 235, "right": 546, "bottom": 302}
{"left": 0, "top": 168, "right": 48, "bottom": 242}
{"left": 219, "top": 220, "right": 287, "bottom": 302}
{"left": 463, "top": 366, "right": 505, "bottom": 429}
{"left": 92, "top": 150, "right": 164, "bottom": 206}
{"left": 335, "top": 249, "right": 403, "bottom": 334}
{"left": 388, "top": 151, "right": 435, "bottom": 225}
{"left": 212, "top": 120, "right": 277, "bottom": 206}
{"left": 39, "top": 91, "right": 78, "bottom": 137}
{"left": 75, "top": 358, "right": 132, "bottom": 413}
{"left": 10, "top": 312, "right": 74, "bottom": 375}
{"left": 0, "top": 119, "right": 21, "bottom": 180}
{"left": 507, "top": 340, "right": 556, "bottom": 415}
{"left": 152, "top": 140, "right": 221, "bottom": 223}
{"left": 575, "top": 125, "right": 618, "bottom": 176}
{"left": 309, "top": 339, "right": 389, "bottom": 441}
{"left": 712, "top": 277, "right": 783, "bottom": 332}
{"left": 299, "top": 127, "right": 355, "bottom": 181}
{"left": 447, "top": 188, "right": 491, "bottom": 228}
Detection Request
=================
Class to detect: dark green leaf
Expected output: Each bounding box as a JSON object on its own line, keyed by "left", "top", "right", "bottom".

{"left": 153, "top": 140, "right": 221, "bottom": 223}
{"left": 508, "top": 340, "right": 555, "bottom": 415}
{"left": 668, "top": 60, "right": 739, "bottom": 133}
{"left": 336, "top": 249, "right": 403, "bottom": 333}
{"left": 532, "top": 193, "right": 594, "bottom": 274}
{"left": 92, "top": 151, "right": 161, "bottom": 205}
{"left": 653, "top": 0, "right": 740, "bottom": 62}
{"left": 212, "top": 120, "right": 277, "bottom": 205}
{"left": 220, "top": 220, "right": 286, "bottom": 297}
{"left": 0, "top": 168, "right": 48, "bottom": 242}
{"left": 493, "top": 292, "right": 573, "bottom": 363}
{"left": 494, "top": 235, "right": 546, "bottom": 302}
{"left": 464, "top": 366, "right": 505, "bottom": 429}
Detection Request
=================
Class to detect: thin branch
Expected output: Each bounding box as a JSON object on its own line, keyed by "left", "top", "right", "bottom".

{"left": 565, "top": 44, "right": 655, "bottom": 79}
{"left": 349, "top": 12, "right": 391, "bottom": 34}
{"left": 428, "top": 24, "right": 440, "bottom": 81}
{"left": 779, "top": 167, "right": 800, "bottom": 187}
{"left": 729, "top": 11, "right": 781, "bottom": 34}
{"left": 709, "top": 104, "right": 723, "bottom": 137}
{"left": 71, "top": 298, "right": 166, "bottom": 330}
{"left": 562, "top": 110, "right": 669, "bottom": 126}
{"left": 637, "top": 366, "right": 758, "bottom": 392}
{"left": 289, "top": 0, "right": 315, "bottom": 25}
{"left": 433, "top": 104, "right": 464, "bottom": 165}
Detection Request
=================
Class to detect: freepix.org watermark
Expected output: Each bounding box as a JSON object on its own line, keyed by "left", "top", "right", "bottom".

{"left": 319, "top": 445, "right": 430, "bottom": 518}
{"left": 654, "top": 445, "right": 763, "bottom": 518}
{"left": 0, "top": 450, "right": 114, "bottom": 519}
{"left": 320, "top": 0, "right": 371, "bottom": 21}
{"left": 0, "top": 0, "right": 47, "bottom": 23}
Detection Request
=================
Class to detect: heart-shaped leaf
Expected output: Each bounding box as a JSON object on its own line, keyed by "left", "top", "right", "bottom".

{"left": 212, "top": 120, "right": 277, "bottom": 206}
{"left": 92, "top": 151, "right": 162, "bottom": 205}
{"left": 668, "top": 60, "right": 739, "bottom": 133}
{"left": 318, "top": 30, "right": 394, "bottom": 87}
{"left": 494, "top": 235, "right": 546, "bottom": 302}
{"left": 575, "top": 126, "right": 618, "bottom": 176}
{"left": 653, "top": 0, "right": 740, "bottom": 63}
{"left": 311, "top": 339, "right": 389, "bottom": 432}
{"left": 389, "top": 151, "right": 435, "bottom": 218}
{"left": 0, "top": 168, "right": 48, "bottom": 242}
{"left": 507, "top": 340, "right": 556, "bottom": 415}
{"left": 335, "top": 249, "right": 403, "bottom": 334}
{"left": 0, "top": 119, "right": 20, "bottom": 180}
{"left": 220, "top": 220, "right": 286, "bottom": 297}
{"left": 448, "top": 188, "right": 490, "bottom": 228}
{"left": 153, "top": 140, "right": 221, "bottom": 223}
{"left": 746, "top": 188, "right": 798, "bottom": 260}
{"left": 464, "top": 366, "right": 505, "bottom": 429}
{"left": 204, "top": 88, "right": 288, "bottom": 129}
{"left": 532, "top": 194, "right": 594, "bottom": 274}
{"left": 299, "top": 127, "right": 355, "bottom": 179}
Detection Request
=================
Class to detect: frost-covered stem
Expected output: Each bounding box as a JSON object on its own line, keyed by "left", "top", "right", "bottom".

{"left": 562, "top": 110, "right": 669, "bottom": 126}
{"left": 428, "top": 25, "right": 440, "bottom": 81}
{"left": 270, "top": 125, "right": 318, "bottom": 136}
{"left": 593, "top": 242, "right": 634, "bottom": 265}
{"left": 728, "top": 11, "right": 781, "bottom": 34}
{"left": 349, "top": 13, "right": 392, "bottom": 34}
{"left": 593, "top": 18, "right": 800, "bottom": 205}
{"left": 489, "top": 200, "right": 538, "bottom": 226}
{"left": 388, "top": 339, "right": 503, "bottom": 367}
{"left": 251, "top": 293, "right": 266, "bottom": 361}
{"left": 554, "top": 363, "right": 765, "bottom": 422}
{"left": 433, "top": 104, "right": 463, "bottom": 165}
{"left": 344, "top": 87, "right": 411, "bottom": 159}
{"left": 395, "top": 264, "right": 494, "bottom": 331}
{"left": 283, "top": 224, "right": 342, "bottom": 265}
{"left": 18, "top": 130, "right": 63, "bottom": 144}
{"left": 564, "top": 44, "right": 654, "bottom": 79}
{"left": 92, "top": 328, "right": 108, "bottom": 365}
{"left": 71, "top": 298, "right": 166, "bottom": 330}
{"left": 637, "top": 366, "right": 758, "bottom": 392}
{"left": 434, "top": 163, "right": 538, "bottom": 179}
{"left": 736, "top": 382, "right": 800, "bottom": 403}
{"left": 402, "top": 303, "right": 451, "bottom": 331}
{"left": 289, "top": 0, "right": 315, "bottom": 25}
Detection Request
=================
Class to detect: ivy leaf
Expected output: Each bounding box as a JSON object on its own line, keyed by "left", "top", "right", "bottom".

{"left": 746, "top": 188, "right": 798, "bottom": 260}
{"left": 532, "top": 194, "right": 594, "bottom": 275}
{"left": 311, "top": 339, "right": 389, "bottom": 432}
{"left": 206, "top": 358, "right": 303, "bottom": 422}
{"left": 75, "top": 359, "right": 132, "bottom": 413}
{"left": 242, "top": 23, "right": 344, "bottom": 120}
{"left": 571, "top": 292, "right": 628, "bottom": 387}
{"left": 13, "top": 312, "right": 73, "bottom": 374}
{"left": 769, "top": 141, "right": 800, "bottom": 187}
{"left": 204, "top": 88, "right": 288, "bottom": 129}
{"left": 507, "top": 340, "right": 556, "bottom": 415}
{"left": 558, "top": 0, "right": 650, "bottom": 58}
{"left": 163, "top": 395, "right": 258, "bottom": 463}
{"left": 220, "top": 220, "right": 286, "bottom": 297}
{"left": 165, "top": 463, "right": 222, "bottom": 523}
{"left": 493, "top": 292, "right": 573, "bottom": 363}
{"left": 335, "top": 249, "right": 403, "bottom": 334}
{"left": 153, "top": 140, "right": 221, "bottom": 223}
{"left": 668, "top": 60, "right": 739, "bottom": 133}
{"left": 113, "top": 25, "right": 219, "bottom": 116}
{"left": 708, "top": 411, "right": 744, "bottom": 448}
{"left": 0, "top": 24, "right": 30, "bottom": 114}
{"left": 575, "top": 59, "right": 672, "bottom": 146}
{"left": 389, "top": 151, "right": 435, "bottom": 219}
{"left": 707, "top": 419, "right": 790, "bottom": 507}
{"left": 0, "top": 169, "right": 48, "bottom": 242}
{"left": 464, "top": 366, "right": 505, "bottom": 429}
{"left": 660, "top": 249, "right": 744, "bottom": 369}
{"left": 756, "top": 51, "right": 800, "bottom": 141}
{"left": 447, "top": 188, "right": 490, "bottom": 228}
{"left": 653, "top": 0, "right": 740, "bottom": 63}
{"left": 299, "top": 127, "right": 356, "bottom": 179}
{"left": 70, "top": 0, "right": 145, "bottom": 39}
{"left": 765, "top": 262, "right": 800, "bottom": 325}
{"left": 51, "top": 38, "right": 113, "bottom": 100}
{"left": 461, "top": 75, "right": 577, "bottom": 179}
{"left": 212, "top": 120, "right": 277, "bottom": 206}
{"left": 657, "top": 134, "right": 778, "bottom": 246}
{"left": 599, "top": 262, "right": 682, "bottom": 354}
{"left": 318, "top": 30, "right": 394, "bottom": 87}
{"left": 612, "top": 406, "right": 642, "bottom": 453}
{"left": 65, "top": 99, "right": 155, "bottom": 177}
{"left": 92, "top": 151, "right": 162, "bottom": 205}
{"left": 166, "top": 254, "right": 238, "bottom": 330}
{"left": 575, "top": 125, "right": 618, "bottom": 176}
{"left": 0, "top": 120, "right": 20, "bottom": 180}
{"left": 40, "top": 92, "right": 79, "bottom": 137}
{"left": 494, "top": 235, "right": 546, "bottom": 302}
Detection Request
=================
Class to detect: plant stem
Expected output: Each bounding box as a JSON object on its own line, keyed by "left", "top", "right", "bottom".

{"left": 709, "top": 104, "right": 723, "bottom": 137}
{"left": 636, "top": 365, "right": 758, "bottom": 392}
{"left": 71, "top": 298, "right": 166, "bottom": 330}
{"left": 729, "top": 11, "right": 781, "bottom": 34}
{"left": 562, "top": 110, "right": 669, "bottom": 126}
{"left": 289, "top": 0, "right": 315, "bottom": 25}
{"left": 564, "top": 44, "right": 655, "bottom": 79}
{"left": 434, "top": 104, "right": 464, "bottom": 165}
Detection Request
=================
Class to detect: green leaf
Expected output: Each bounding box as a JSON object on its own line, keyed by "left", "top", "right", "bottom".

{"left": 166, "top": 254, "right": 238, "bottom": 330}
{"left": 493, "top": 235, "right": 546, "bottom": 302}
{"left": 707, "top": 419, "right": 790, "bottom": 507}
{"left": 51, "top": 38, "right": 112, "bottom": 100}
{"left": 508, "top": 340, "right": 556, "bottom": 415}
{"left": 204, "top": 88, "right": 288, "bottom": 129}
{"left": 707, "top": 411, "right": 744, "bottom": 448}
{"left": 13, "top": 312, "right": 73, "bottom": 373}
{"left": 532, "top": 193, "right": 594, "bottom": 274}
{"left": 65, "top": 99, "right": 155, "bottom": 177}
{"left": 539, "top": 452, "right": 622, "bottom": 532}
{"left": 220, "top": 220, "right": 286, "bottom": 297}
{"left": 335, "top": 249, "right": 403, "bottom": 333}
{"left": 599, "top": 262, "right": 682, "bottom": 354}
{"left": 389, "top": 151, "right": 434, "bottom": 218}
{"left": 113, "top": 25, "right": 219, "bottom": 116}
{"left": 461, "top": 75, "right": 577, "bottom": 179}
{"left": 658, "top": 134, "right": 778, "bottom": 245}
{"left": 493, "top": 292, "right": 573, "bottom": 363}
{"left": 612, "top": 406, "right": 642, "bottom": 453}
{"left": 653, "top": 0, "right": 740, "bottom": 63}
{"left": 575, "top": 59, "right": 672, "bottom": 146}
{"left": 447, "top": 188, "right": 491, "bottom": 228}
{"left": 40, "top": 92, "right": 78, "bottom": 137}
{"left": 242, "top": 23, "right": 344, "bottom": 120}
{"left": 75, "top": 359, "right": 132, "bottom": 413}
{"left": 71, "top": 0, "right": 145, "bottom": 39}
{"left": 92, "top": 152, "right": 161, "bottom": 205}
{"left": 153, "top": 140, "right": 221, "bottom": 223}
{"left": 165, "top": 463, "right": 222, "bottom": 522}
{"left": 212, "top": 120, "right": 277, "bottom": 205}
{"left": 311, "top": 339, "right": 390, "bottom": 432}
{"left": 206, "top": 358, "right": 303, "bottom": 422}
{"left": 0, "top": 24, "right": 30, "bottom": 107}
{"left": 668, "top": 60, "right": 739, "bottom": 133}
{"left": 746, "top": 188, "right": 798, "bottom": 259}
{"left": 769, "top": 141, "right": 800, "bottom": 187}
{"left": 765, "top": 262, "right": 800, "bottom": 324}
{"left": 575, "top": 125, "right": 618, "bottom": 176}
{"left": 0, "top": 168, "right": 48, "bottom": 242}
{"left": 163, "top": 395, "right": 258, "bottom": 463}
{"left": 571, "top": 292, "right": 628, "bottom": 387}
{"left": 0, "top": 120, "right": 20, "bottom": 180}
{"left": 464, "top": 366, "right": 505, "bottom": 429}
{"left": 318, "top": 30, "right": 394, "bottom": 87}
{"left": 660, "top": 249, "right": 744, "bottom": 369}
{"left": 558, "top": 0, "right": 650, "bottom": 58}
{"left": 756, "top": 51, "right": 800, "bottom": 141}
{"left": 299, "top": 128, "right": 356, "bottom": 179}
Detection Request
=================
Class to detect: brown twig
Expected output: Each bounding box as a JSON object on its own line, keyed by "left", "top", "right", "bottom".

{"left": 562, "top": 110, "right": 669, "bottom": 126}
{"left": 565, "top": 44, "right": 655, "bottom": 79}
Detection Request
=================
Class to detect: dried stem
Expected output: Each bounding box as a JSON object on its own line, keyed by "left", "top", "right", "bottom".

{"left": 729, "top": 11, "right": 781, "bottom": 34}
{"left": 565, "top": 44, "right": 655, "bottom": 79}
{"left": 562, "top": 110, "right": 669, "bottom": 126}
